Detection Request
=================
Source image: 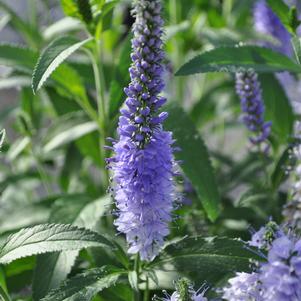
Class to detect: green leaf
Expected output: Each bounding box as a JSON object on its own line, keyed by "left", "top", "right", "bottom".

{"left": 292, "top": 35, "right": 301, "bottom": 64}
{"left": 149, "top": 236, "right": 260, "bottom": 285}
{"left": 0, "top": 76, "right": 31, "bottom": 90}
{"left": 165, "top": 104, "right": 220, "bottom": 221}
{"left": 259, "top": 74, "right": 294, "bottom": 142}
{"left": 41, "top": 266, "right": 125, "bottom": 301}
{"left": 32, "top": 196, "right": 111, "bottom": 300}
{"left": 0, "top": 224, "right": 113, "bottom": 265}
{"left": 43, "top": 17, "right": 82, "bottom": 41}
{"left": 0, "top": 204, "right": 50, "bottom": 234}
{"left": 0, "top": 286, "right": 10, "bottom": 301}
{"left": 109, "top": 34, "right": 132, "bottom": 118}
{"left": 0, "top": 1, "right": 42, "bottom": 47}
{"left": 32, "top": 36, "right": 92, "bottom": 93}
{"left": 176, "top": 46, "right": 301, "bottom": 76}
{"left": 0, "top": 14, "right": 10, "bottom": 32}
{"left": 271, "top": 146, "right": 291, "bottom": 190}
{"left": 0, "top": 129, "right": 5, "bottom": 150}
{"left": 44, "top": 121, "right": 98, "bottom": 152}
{"left": 0, "top": 44, "right": 37, "bottom": 73}
{"left": 267, "top": 0, "right": 290, "bottom": 27}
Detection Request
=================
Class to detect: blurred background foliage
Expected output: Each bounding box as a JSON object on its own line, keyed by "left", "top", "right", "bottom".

{"left": 0, "top": 0, "right": 297, "bottom": 299}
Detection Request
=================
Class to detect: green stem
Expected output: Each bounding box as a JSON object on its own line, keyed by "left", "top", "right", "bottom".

{"left": 85, "top": 45, "right": 110, "bottom": 186}
{"left": 30, "top": 142, "right": 52, "bottom": 195}
{"left": 143, "top": 276, "right": 149, "bottom": 301}
{"left": 134, "top": 254, "right": 141, "bottom": 301}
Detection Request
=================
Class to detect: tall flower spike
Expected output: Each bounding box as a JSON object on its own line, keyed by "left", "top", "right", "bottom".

{"left": 253, "top": 0, "right": 292, "bottom": 56}
{"left": 222, "top": 272, "right": 263, "bottom": 301}
{"left": 235, "top": 72, "right": 272, "bottom": 152}
{"left": 259, "top": 234, "right": 301, "bottom": 301}
{"left": 108, "top": 0, "right": 176, "bottom": 261}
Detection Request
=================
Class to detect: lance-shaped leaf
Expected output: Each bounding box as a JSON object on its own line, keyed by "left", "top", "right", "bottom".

{"left": 0, "top": 44, "right": 37, "bottom": 73}
{"left": 32, "top": 196, "right": 111, "bottom": 300}
{"left": 259, "top": 74, "right": 294, "bottom": 142}
{"left": 32, "top": 36, "right": 92, "bottom": 93}
{"left": 0, "top": 223, "right": 113, "bottom": 265}
{"left": 149, "top": 236, "right": 260, "bottom": 285}
{"left": 41, "top": 266, "right": 125, "bottom": 301}
{"left": 176, "top": 45, "right": 301, "bottom": 75}
{"left": 165, "top": 104, "right": 220, "bottom": 221}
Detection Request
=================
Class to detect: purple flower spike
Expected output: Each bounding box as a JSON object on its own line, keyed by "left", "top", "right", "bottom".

{"left": 259, "top": 235, "right": 301, "bottom": 301}
{"left": 235, "top": 72, "right": 272, "bottom": 152}
{"left": 222, "top": 272, "right": 263, "bottom": 301}
{"left": 108, "top": 0, "right": 176, "bottom": 261}
{"left": 253, "top": 0, "right": 292, "bottom": 56}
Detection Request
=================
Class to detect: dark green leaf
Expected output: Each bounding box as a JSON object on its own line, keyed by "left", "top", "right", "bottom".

{"left": 32, "top": 196, "right": 111, "bottom": 300}
{"left": 176, "top": 46, "right": 301, "bottom": 76}
{"left": 0, "top": 44, "right": 37, "bottom": 73}
{"left": 0, "top": 223, "right": 113, "bottom": 264}
{"left": 32, "top": 36, "right": 92, "bottom": 93}
{"left": 41, "top": 266, "right": 125, "bottom": 301}
{"left": 165, "top": 104, "right": 220, "bottom": 221}
{"left": 259, "top": 74, "right": 294, "bottom": 142}
{"left": 271, "top": 146, "right": 292, "bottom": 190}
{"left": 149, "top": 236, "right": 260, "bottom": 285}
{"left": 109, "top": 35, "right": 132, "bottom": 118}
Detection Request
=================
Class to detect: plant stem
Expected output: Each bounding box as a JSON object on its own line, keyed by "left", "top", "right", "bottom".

{"left": 30, "top": 142, "right": 52, "bottom": 195}
{"left": 134, "top": 254, "right": 141, "bottom": 301}
{"left": 85, "top": 45, "right": 110, "bottom": 186}
{"left": 143, "top": 276, "right": 149, "bottom": 301}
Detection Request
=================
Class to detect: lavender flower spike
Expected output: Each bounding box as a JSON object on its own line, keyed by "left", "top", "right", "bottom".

{"left": 253, "top": 0, "right": 292, "bottom": 56}
{"left": 235, "top": 72, "right": 272, "bottom": 152}
{"left": 222, "top": 272, "right": 263, "bottom": 301}
{"left": 108, "top": 0, "right": 176, "bottom": 261}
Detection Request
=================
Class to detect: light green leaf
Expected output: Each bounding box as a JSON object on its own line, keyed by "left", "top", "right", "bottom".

{"left": 0, "top": 129, "right": 5, "bottom": 149}
{"left": 259, "top": 74, "right": 294, "bottom": 142}
{"left": 292, "top": 35, "right": 301, "bottom": 64}
{"left": 0, "top": 76, "right": 31, "bottom": 90}
{"left": 7, "top": 137, "right": 30, "bottom": 161}
{"left": 43, "top": 17, "right": 82, "bottom": 41}
{"left": 32, "top": 196, "right": 111, "bottom": 300}
{"left": 41, "top": 266, "right": 125, "bottom": 301}
{"left": 149, "top": 236, "right": 260, "bottom": 285}
{"left": 0, "top": 14, "right": 10, "bottom": 32}
{"left": 176, "top": 46, "right": 301, "bottom": 76}
{"left": 32, "top": 36, "right": 92, "bottom": 93}
{"left": 0, "top": 204, "right": 50, "bottom": 234}
{"left": 0, "top": 1, "right": 42, "bottom": 47}
{"left": 0, "top": 223, "right": 113, "bottom": 265}
{"left": 165, "top": 104, "right": 220, "bottom": 221}
{"left": 44, "top": 121, "right": 98, "bottom": 152}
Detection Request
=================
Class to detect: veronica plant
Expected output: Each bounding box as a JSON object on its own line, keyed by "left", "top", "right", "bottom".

{"left": 1, "top": 0, "right": 301, "bottom": 300}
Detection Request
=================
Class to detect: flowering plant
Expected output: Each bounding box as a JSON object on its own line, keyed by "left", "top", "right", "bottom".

{"left": 0, "top": 0, "right": 300, "bottom": 300}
